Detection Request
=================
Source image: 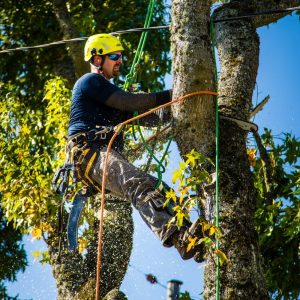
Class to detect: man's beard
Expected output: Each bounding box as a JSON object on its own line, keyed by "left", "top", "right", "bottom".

{"left": 112, "top": 66, "right": 121, "bottom": 77}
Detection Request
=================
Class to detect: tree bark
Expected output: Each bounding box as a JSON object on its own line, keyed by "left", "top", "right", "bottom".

{"left": 202, "top": 3, "right": 269, "bottom": 298}
{"left": 171, "top": 0, "right": 300, "bottom": 298}
{"left": 47, "top": 196, "right": 133, "bottom": 299}
{"left": 248, "top": 0, "right": 300, "bottom": 28}
{"left": 171, "top": 0, "right": 216, "bottom": 157}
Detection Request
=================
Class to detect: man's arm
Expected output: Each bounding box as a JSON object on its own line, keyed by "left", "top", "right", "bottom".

{"left": 136, "top": 107, "right": 172, "bottom": 127}
{"left": 105, "top": 89, "right": 172, "bottom": 112}
{"left": 81, "top": 73, "right": 172, "bottom": 113}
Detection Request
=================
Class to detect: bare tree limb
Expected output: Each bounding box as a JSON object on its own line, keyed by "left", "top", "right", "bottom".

{"left": 249, "top": 0, "right": 300, "bottom": 28}
{"left": 214, "top": 1, "right": 300, "bottom": 28}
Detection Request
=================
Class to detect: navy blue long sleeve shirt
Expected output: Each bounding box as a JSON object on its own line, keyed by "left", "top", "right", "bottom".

{"left": 68, "top": 73, "right": 171, "bottom": 137}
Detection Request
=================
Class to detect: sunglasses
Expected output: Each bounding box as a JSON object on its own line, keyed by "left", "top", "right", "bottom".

{"left": 107, "top": 54, "right": 122, "bottom": 61}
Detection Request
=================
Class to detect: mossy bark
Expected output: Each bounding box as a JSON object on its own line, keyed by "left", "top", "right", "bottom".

{"left": 170, "top": 1, "right": 278, "bottom": 299}
{"left": 171, "top": 0, "right": 216, "bottom": 157}
{"left": 203, "top": 4, "right": 268, "bottom": 298}
{"left": 47, "top": 195, "right": 133, "bottom": 300}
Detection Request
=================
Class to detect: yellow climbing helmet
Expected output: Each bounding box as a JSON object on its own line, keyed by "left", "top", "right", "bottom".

{"left": 84, "top": 33, "right": 124, "bottom": 61}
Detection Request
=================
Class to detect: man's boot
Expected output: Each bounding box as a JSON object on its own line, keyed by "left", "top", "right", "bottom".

{"left": 171, "top": 219, "right": 204, "bottom": 263}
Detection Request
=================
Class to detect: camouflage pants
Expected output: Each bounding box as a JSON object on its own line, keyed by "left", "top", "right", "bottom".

{"left": 73, "top": 143, "right": 177, "bottom": 246}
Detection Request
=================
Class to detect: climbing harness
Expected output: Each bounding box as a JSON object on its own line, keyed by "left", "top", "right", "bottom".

{"left": 52, "top": 126, "right": 114, "bottom": 252}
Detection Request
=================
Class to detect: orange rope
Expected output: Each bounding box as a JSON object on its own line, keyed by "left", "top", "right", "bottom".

{"left": 95, "top": 90, "right": 218, "bottom": 300}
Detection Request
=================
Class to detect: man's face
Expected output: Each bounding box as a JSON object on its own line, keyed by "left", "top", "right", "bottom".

{"left": 102, "top": 51, "right": 123, "bottom": 79}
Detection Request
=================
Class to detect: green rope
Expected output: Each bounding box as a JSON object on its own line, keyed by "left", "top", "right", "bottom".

{"left": 210, "top": 19, "right": 220, "bottom": 300}
{"left": 125, "top": 0, "right": 155, "bottom": 141}
{"left": 123, "top": 0, "right": 172, "bottom": 189}
{"left": 136, "top": 118, "right": 172, "bottom": 189}
{"left": 124, "top": 0, "right": 155, "bottom": 90}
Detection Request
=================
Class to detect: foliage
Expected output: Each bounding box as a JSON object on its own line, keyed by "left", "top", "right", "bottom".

{"left": 166, "top": 149, "right": 228, "bottom": 267}
{"left": 0, "top": 207, "right": 27, "bottom": 300}
{"left": 0, "top": 0, "right": 171, "bottom": 91}
{"left": 0, "top": 78, "right": 70, "bottom": 234}
{"left": 251, "top": 128, "right": 300, "bottom": 300}
{"left": 0, "top": 0, "right": 171, "bottom": 267}
{"left": 179, "top": 291, "right": 192, "bottom": 300}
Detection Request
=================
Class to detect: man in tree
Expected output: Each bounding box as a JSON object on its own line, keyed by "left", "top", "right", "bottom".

{"left": 65, "top": 33, "right": 203, "bottom": 262}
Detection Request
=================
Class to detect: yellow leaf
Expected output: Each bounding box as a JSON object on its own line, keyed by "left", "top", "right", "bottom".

{"left": 215, "top": 249, "right": 228, "bottom": 266}
{"left": 209, "top": 226, "right": 216, "bottom": 236}
{"left": 32, "top": 250, "right": 41, "bottom": 262}
{"left": 31, "top": 227, "right": 42, "bottom": 240}
{"left": 144, "top": 53, "right": 150, "bottom": 64}
{"left": 21, "top": 124, "right": 30, "bottom": 135}
{"left": 163, "top": 198, "right": 170, "bottom": 208}
{"left": 187, "top": 236, "right": 198, "bottom": 252}
{"left": 78, "top": 238, "right": 88, "bottom": 254}
{"left": 185, "top": 149, "right": 200, "bottom": 168}
{"left": 247, "top": 148, "right": 257, "bottom": 167}
{"left": 165, "top": 189, "right": 177, "bottom": 202}
{"left": 41, "top": 223, "right": 54, "bottom": 233}
{"left": 202, "top": 222, "right": 212, "bottom": 232}
{"left": 179, "top": 161, "right": 187, "bottom": 170}
{"left": 175, "top": 210, "right": 184, "bottom": 228}
{"left": 179, "top": 193, "right": 184, "bottom": 205}
{"left": 172, "top": 169, "right": 182, "bottom": 184}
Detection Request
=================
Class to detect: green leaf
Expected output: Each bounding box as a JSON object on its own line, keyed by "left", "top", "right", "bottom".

{"left": 199, "top": 237, "right": 214, "bottom": 247}
{"left": 179, "top": 291, "right": 192, "bottom": 300}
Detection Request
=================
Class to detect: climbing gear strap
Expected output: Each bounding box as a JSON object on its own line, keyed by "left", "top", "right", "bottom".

{"left": 67, "top": 127, "right": 114, "bottom": 146}
{"left": 67, "top": 188, "right": 96, "bottom": 251}
{"left": 53, "top": 127, "right": 114, "bottom": 196}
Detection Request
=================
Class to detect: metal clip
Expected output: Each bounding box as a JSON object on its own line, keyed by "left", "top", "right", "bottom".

{"left": 95, "top": 130, "right": 107, "bottom": 140}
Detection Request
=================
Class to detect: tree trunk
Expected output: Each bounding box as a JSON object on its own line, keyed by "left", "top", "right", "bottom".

{"left": 170, "top": 1, "right": 272, "bottom": 299}
{"left": 47, "top": 195, "right": 133, "bottom": 299}
{"left": 202, "top": 3, "right": 269, "bottom": 298}
{"left": 171, "top": 0, "right": 216, "bottom": 157}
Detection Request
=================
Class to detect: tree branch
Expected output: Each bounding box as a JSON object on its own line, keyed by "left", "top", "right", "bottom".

{"left": 252, "top": 130, "right": 274, "bottom": 205}
{"left": 214, "top": 1, "right": 300, "bottom": 28}
{"left": 249, "top": 0, "right": 300, "bottom": 28}
{"left": 52, "top": 0, "right": 89, "bottom": 78}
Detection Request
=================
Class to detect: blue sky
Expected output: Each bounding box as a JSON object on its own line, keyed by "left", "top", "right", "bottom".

{"left": 6, "top": 11, "right": 300, "bottom": 300}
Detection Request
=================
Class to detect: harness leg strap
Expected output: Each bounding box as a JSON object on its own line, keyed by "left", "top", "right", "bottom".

{"left": 67, "top": 191, "right": 88, "bottom": 251}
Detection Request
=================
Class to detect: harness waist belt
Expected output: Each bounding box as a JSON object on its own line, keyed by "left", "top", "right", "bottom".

{"left": 68, "top": 127, "right": 114, "bottom": 146}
